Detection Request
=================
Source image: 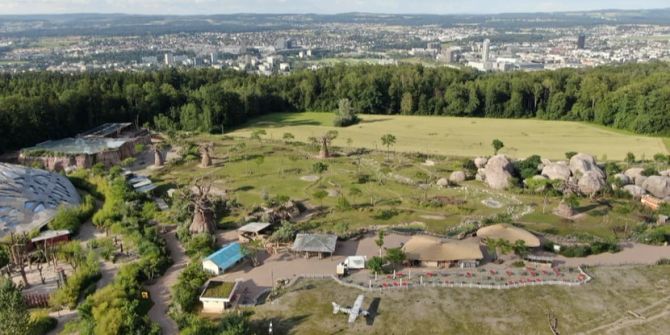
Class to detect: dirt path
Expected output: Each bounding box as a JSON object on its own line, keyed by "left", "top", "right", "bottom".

{"left": 146, "top": 230, "right": 186, "bottom": 335}
{"left": 558, "top": 243, "right": 670, "bottom": 267}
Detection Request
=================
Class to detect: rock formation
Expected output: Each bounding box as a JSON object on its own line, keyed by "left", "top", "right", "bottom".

{"left": 623, "top": 185, "right": 646, "bottom": 198}
{"left": 641, "top": 176, "right": 670, "bottom": 199}
{"left": 474, "top": 157, "right": 488, "bottom": 169}
{"left": 578, "top": 171, "right": 606, "bottom": 195}
{"left": 569, "top": 153, "right": 605, "bottom": 178}
{"left": 483, "top": 155, "right": 514, "bottom": 190}
{"left": 449, "top": 171, "right": 466, "bottom": 184}
{"left": 541, "top": 162, "right": 572, "bottom": 181}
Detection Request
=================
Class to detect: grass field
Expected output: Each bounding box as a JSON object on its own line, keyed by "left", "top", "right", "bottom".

{"left": 230, "top": 112, "right": 668, "bottom": 160}
{"left": 250, "top": 265, "right": 670, "bottom": 334}
{"left": 153, "top": 136, "right": 647, "bottom": 240}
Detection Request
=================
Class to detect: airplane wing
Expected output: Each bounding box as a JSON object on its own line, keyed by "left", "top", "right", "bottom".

{"left": 348, "top": 295, "right": 364, "bottom": 323}
{"left": 348, "top": 311, "right": 358, "bottom": 324}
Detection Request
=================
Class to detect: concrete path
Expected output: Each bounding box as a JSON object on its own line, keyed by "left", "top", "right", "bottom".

{"left": 146, "top": 230, "right": 187, "bottom": 335}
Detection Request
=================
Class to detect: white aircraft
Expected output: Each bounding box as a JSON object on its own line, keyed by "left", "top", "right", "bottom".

{"left": 332, "top": 294, "right": 370, "bottom": 324}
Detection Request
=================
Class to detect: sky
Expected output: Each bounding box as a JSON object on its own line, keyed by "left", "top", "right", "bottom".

{"left": 0, "top": 0, "right": 668, "bottom": 15}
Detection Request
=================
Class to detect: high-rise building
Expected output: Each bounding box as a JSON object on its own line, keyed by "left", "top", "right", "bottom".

{"left": 210, "top": 52, "right": 218, "bottom": 64}
{"left": 482, "top": 39, "right": 491, "bottom": 62}
{"left": 164, "top": 53, "right": 174, "bottom": 66}
{"left": 577, "top": 33, "right": 586, "bottom": 49}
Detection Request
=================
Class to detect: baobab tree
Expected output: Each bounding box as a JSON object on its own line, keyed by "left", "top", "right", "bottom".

{"left": 189, "top": 179, "right": 216, "bottom": 234}
{"left": 200, "top": 143, "right": 213, "bottom": 168}
{"left": 153, "top": 144, "right": 164, "bottom": 167}
{"left": 310, "top": 130, "right": 338, "bottom": 159}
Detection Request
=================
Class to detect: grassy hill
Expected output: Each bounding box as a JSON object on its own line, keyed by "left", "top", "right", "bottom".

{"left": 230, "top": 112, "right": 668, "bottom": 160}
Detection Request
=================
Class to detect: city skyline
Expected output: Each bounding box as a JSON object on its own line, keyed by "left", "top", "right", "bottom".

{"left": 1, "top": 0, "right": 669, "bottom": 15}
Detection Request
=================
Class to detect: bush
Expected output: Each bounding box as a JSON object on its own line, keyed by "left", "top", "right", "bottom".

{"left": 656, "top": 258, "right": 670, "bottom": 265}
{"left": 172, "top": 262, "right": 210, "bottom": 313}
{"left": 50, "top": 255, "right": 101, "bottom": 309}
{"left": 184, "top": 233, "right": 216, "bottom": 258}
{"left": 48, "top": 206, "right": 81, "bottom": 232}
{"left": 29, "top": 312, "right": 57, "bottom": 335}
{"left": 373, "top": 209, "right": 399, "bottom": 220}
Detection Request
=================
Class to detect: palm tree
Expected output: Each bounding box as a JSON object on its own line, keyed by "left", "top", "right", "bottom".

{"left": 380, "top": 134, "right": 396, "bottom": 161}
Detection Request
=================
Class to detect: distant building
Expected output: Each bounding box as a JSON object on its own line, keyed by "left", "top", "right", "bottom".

{"left": 577, "top": 33, "right": 586, "bottom": 49}
{"left": 19, "top": 123, "right": 150, "bottom": 171}
{"left": 482, "top": 39, "right": 491, "bottom": 62}
{"left": 164, "top": 53, "right": 174, "bottom": 66}
{"left": 210, "top": 52, "right": 218, "bottom": 64}
{"left": 427, "top": 42, "right": 442, "bottom": 50}
{"left": 275, "top": 37, "right": 288, "bottom": 50}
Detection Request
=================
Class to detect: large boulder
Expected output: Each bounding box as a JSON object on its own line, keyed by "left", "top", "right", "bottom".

{"left": 569, "top": 153, "right": 605, "bottom": 179}
{"left": 449, "top": 171, "right": 466, "bottom": 184}
{"left": 659, "top": 169, "right": 670, "bottom": 177}
{"left": 541, "top": 163, "right": 572, "bottom": 181}
{"left": 578, "top": 171, "right": 606, "bottom": 195}
{"left": 612, "top": 173, "right": 630, "bottom": 185}
{"left": 474, "top": 157, "right": 488, "bottom": 169}
{"left": 476, "top": 168, "right": 486, "bottom": 181}
{"left": 624, "top": 168, "right": 645, "bottom": 185}
{"left": 623, "top": 185, "right": 646, "bottom": 198}
{"left": 641, "top": 176, "right": 670, "bottom": 198}
{"left": 483, "top": 155, "right": 514, "bottom": 190}
{"left": 436, "top": 178, "right": 449, "bottom": 187}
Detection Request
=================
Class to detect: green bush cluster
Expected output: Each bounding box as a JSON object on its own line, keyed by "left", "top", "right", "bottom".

{"left": 559, "top": 241, "right": 620, "bottom": 258}
{"left": 48, "top": 194, "right": 96, "bottom": 233}
{"left": 50, "top": 252, "right": 101, "bottom": 309}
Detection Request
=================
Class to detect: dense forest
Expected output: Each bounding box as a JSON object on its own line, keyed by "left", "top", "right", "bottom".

{"left": 1, "top": 62, "right": 669, "bottom": 154}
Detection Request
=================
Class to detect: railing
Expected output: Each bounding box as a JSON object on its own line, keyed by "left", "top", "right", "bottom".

{"left": 283, "top": 266, "right": 592, "bottom": 292}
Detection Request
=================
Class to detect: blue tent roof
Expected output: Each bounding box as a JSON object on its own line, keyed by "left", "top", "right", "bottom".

{"left": 205, "top": 242, "right": 243, "bottom": 272}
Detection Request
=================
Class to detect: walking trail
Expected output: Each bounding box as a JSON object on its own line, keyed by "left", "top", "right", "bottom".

{"left": 146, "top": 229, "right": 187, "bottom": 335}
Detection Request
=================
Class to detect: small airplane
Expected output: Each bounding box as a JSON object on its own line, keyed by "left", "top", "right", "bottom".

{"left": 332, "top": 294, "right": 370, "bottom": 324}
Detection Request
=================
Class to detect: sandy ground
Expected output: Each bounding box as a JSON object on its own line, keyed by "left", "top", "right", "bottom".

{"left": 216, "top": 232, "right": 410, "bottom": 299}
{"left": 146, "top": 229, "right": 186, "bottom": 335}
{"left": 558, "top": 242, "right": 670, "bottom": 267}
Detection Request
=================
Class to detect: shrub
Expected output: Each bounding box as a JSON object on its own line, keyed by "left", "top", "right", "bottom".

{"left": 184, "top": 233, "right": 216, "bottom": 258}
{"left": 336, "top": 196, "right": 352, "bottom": 211}
{"left": 312, "top": 162, "right": 328, "bottom": 174}
{"left": 373, "top": 209, "right": 399, "bottom": 220}
{"left": 656, "top": 258, "right": 670, "bottom": 265}
{"left": 172, "top": 262, "right": 210, "bottom": 313}
{"left": 50, "top": 254, "right": 101, "bottom": 309}
{"left": 48, "top": 206, "right": 81, "bottom": 232}
{"left": 29, "top": 312, "right": 57, "bottom": 335}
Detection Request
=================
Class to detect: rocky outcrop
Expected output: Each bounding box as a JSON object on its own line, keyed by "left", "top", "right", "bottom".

{"left": 612, "top": 173, "right": 630, "bottom": 185}
{"left": 578, "top": 171, "right": 606, "bottom": 195}
{"left": 541, "top": 162, "right": 572, "bottom": 181}
{"left": 569, "top": 153, "right": 605, "bottom": 178}
{"left": 660, "top": 169, "right": 670, "bottom": 177}
{"left": 624, "top": 168, "right": 645, "bottom": 185}
{"left": 476, "top": 168, "right": 486, "bottom": 181}
{"left": 483, "top": 155, "right": 514, "bottom": 190}
{"left": 449, "top": 171, "right": 466, "bottom": 184}
{"left": 623, "top": 185, "right": 646, "bottom": 198}
{"left": 474, "top": 157, "right": 488, "bottom": 169}
{"left": 642, "top": 176, "right": 670, "bottom": 198}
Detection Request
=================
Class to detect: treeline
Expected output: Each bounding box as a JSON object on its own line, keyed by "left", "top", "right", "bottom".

{"left": 1, "top": 62, "right": 669, "bottom": 153}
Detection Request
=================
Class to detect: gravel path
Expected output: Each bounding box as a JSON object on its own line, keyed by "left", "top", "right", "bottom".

{"left": 146, "top": 230, "right": 186, "bottom": 335}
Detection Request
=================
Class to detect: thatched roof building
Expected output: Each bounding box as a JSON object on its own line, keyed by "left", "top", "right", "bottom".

{"left": 402, "top": 235, "right": 483, "bottom": 268}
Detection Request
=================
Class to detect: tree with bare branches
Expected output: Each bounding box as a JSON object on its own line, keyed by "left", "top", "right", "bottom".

{"left": 189, "top": 179, "right": 216, "bottom": 234}
{"left": 200, "top": 143, "right": 213, "bottom": 168}
{"left": 153, "top": 144, "right": 164, "bottom": 167}
{"left": 310, "top": 130, "right": 338, "bottom": 159}
{"left": 7, "top": 234, "right": 29, "bottom": 287}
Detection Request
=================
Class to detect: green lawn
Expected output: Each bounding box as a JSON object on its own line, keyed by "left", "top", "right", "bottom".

{"left": 250, "top": 265, "right": 670, "bottom": 334}
{"left": 153, "top": 136, "right": 645, "bottom": 240}
{"left": 230, "top": 112, "right": 668, "bottom": 160}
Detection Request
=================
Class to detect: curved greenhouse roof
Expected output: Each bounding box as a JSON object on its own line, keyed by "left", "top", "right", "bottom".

{"left": 0, "top": 163, "right": 80, "bottom": 238}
